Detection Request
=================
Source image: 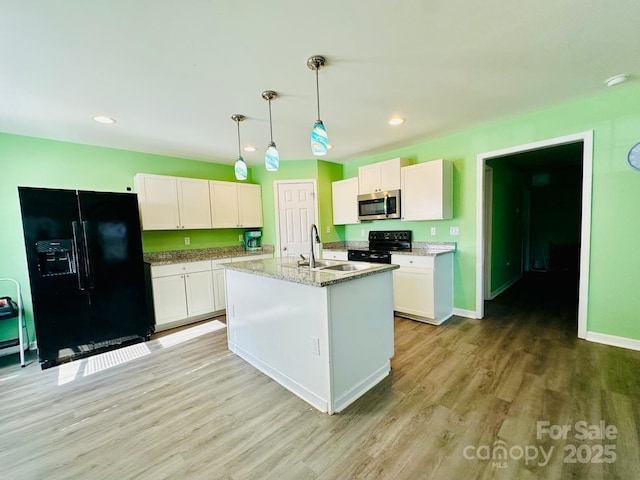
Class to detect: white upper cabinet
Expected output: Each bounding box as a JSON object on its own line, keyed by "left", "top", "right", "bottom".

{"left": 358, "top": 157, "right": 410, "bottom": 194}
{"left": 210, "top": 181, "right": 263, "bottom": 228}
{"left": 237, "top": 183, "right": 263, "bottom": 228}
{"left": 332, "top": 177, "right": 360, "bottom": 225}
{"left": 401, "top": 159, "right": 453, "bottom": 221}
{"left": 176, "top": 178, "right": 213, "bottom": 229}
{"left": 135, "top": 173, "right": 211, "bottom": 230}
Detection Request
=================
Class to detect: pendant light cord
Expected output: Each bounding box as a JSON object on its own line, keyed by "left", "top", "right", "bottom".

{"left": 315, "top": 68, "right": 321, "bottom": 121}
{"left": 236, "top": 119, "right": 241, "bottom": 157}
{"left": 268, "top": 99, "right": 274, "bottom": 143}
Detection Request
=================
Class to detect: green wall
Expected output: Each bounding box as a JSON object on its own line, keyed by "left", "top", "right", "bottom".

{"left": 486, "top": 161, "right": 525, "bottom": 292}
{"left": 251, "top": 159, "right": 344, "bottom": 248}
{"left": 3, "top": 81, "right": 640, "bottom": 348}
{"left": 339, "top": 82, "right": 640, "bottom": 341}
{"left": 0, "top": 134, "right": 246, "bottom": 342}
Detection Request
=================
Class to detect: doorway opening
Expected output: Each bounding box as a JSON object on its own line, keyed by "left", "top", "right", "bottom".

{"left": 476, "top": 131, "right": 593, "bottom": 339}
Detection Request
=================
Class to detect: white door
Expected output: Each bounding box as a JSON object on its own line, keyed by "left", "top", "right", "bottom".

{"left": 276, "top": 181, "right": 317, "bottom": 259}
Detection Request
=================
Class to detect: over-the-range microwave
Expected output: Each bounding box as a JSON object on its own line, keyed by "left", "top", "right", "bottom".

{"left": 357, "top": 189, "right": 401, "bottom": 221}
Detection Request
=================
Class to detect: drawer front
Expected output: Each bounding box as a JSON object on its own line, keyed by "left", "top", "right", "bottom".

{"left": 391, "top": 254, "right": 434, "bottom": 269}
{"left": 322, "top": 250, "right": 348, "bottom": 261}
{"left": 151, "top": 260, "right": 212, "bottom": 278}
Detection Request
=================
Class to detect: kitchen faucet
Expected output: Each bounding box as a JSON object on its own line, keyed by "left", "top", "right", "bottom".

{"left": 309, "top": 224, "right": 321, "bottom": 268}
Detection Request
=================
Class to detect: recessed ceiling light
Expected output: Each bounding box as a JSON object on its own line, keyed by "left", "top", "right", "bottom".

{"left": 92, "top": 114, "right": 116, "bottom": 124}
{"left": 388, "top": 117, "right": 405, "bottom": 126}
{"left": 243, "top": 145, "right": 256, "bottom": 152}
{"left": 605, "top": 74, "right": 629, "bottom": 87}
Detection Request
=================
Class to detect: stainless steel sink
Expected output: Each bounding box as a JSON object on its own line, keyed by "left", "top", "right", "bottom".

{"left": 282, "top": 259, "right": 341, "bottom": 269}
{"left": 320, "top": 263, "right": 372, "bottom": 273}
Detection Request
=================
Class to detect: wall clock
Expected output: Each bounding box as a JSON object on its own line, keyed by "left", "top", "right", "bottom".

{"left": 628, "top": 142, "right": 640, "bottom": 171}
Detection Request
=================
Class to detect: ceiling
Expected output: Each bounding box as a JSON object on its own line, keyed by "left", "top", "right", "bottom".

{"left": 1, "top": 1, "right": 639, "bottom": 166}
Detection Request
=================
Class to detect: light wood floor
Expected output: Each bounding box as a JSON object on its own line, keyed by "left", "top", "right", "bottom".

{"left": 1, "top": 272, "right": 639, "bottom": 479}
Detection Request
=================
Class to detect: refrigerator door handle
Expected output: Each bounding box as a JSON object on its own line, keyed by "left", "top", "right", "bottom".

{"left": 72, "top": 221, "right": 86, "bottom": 290}
{"left": 81, "top": 221, "right": 95, "bottom": 289}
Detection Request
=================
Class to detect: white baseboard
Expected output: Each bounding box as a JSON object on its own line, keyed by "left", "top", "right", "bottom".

{"left": 0, "top": 343, "right": 30, "bottom": 358}
{"left": 488, "top": 273, "right": 522, "bottom": 300}
{"left": 332, "top": 361, "right": 390, "bottom": 413}
{"left": 585, "top": 332, "right": 640, "bottom": 352}
{"left": 452, "top": 308, "right": 478, "bottom": 319}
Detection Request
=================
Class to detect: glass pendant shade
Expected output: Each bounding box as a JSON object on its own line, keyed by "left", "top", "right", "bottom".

{"left": 234, "top": 156, "right": 247, "bottom": 180}
{"left": 265, "top": 142, "right": 279, "bottom": 171}
{"left": 311, "top": 120, "right": 328, "bottom": 156}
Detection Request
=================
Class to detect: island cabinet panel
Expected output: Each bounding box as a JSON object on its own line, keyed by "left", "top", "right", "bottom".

{"left": 226, "top": 270, "right": 331, "bottom": 408}
{"left": 225, "top": 266, "right": 395, "bottom": 414}
{"left": 327, "top": 272, "right": 394, "bottom": 411}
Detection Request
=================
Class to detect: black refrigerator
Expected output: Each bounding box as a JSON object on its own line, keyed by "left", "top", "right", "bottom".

{"left": 18, "top": 186, "right": 154, "bottom": 369}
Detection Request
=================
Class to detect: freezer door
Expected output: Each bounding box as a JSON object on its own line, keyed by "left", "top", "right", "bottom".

{"left": 78, "top": 191, "right": 153, "bottom": 344}
{"left": 18, "top": 187, "right": 92, "bottom": 367}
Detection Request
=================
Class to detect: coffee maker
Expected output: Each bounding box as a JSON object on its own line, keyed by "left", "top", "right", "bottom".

{"left": 243, "top": 230, "right": 262, "bottom": 251}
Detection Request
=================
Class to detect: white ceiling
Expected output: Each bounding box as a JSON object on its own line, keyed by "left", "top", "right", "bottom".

{"left": 1, "top": 1, "right": 638, "bottom": 166}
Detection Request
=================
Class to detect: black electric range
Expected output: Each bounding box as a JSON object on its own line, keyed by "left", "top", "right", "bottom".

{"left": 348, "top": 230, "right": 412, "bottom": 264}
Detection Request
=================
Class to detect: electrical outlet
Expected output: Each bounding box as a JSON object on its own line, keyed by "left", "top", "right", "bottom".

{"left": 238, "top": 234, "right": 243, "bottom": 242}
{"left": 184, "top": 236, "right": 190, "bottom": 245}
{"left": 450, "top": 226, "right": 459, "bottom": 236}
{"left": 361, "top": 229, "right": 366, "bottom": 237}
{"left": 311, "top": 336, "right": 320, "bottom": 355}
{"left": 430, "top": 227, "right": 436, "bottom": 236}
{"left": 326, "top": 226, "right": 330, "bottom": 234}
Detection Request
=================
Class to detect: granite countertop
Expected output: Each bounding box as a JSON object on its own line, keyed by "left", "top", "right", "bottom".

{"left": 323, "top": 241, "right": 456, "bottom": 257}
{"left": 222, "top": 257, "right": 399, "bottom": 288}
{"left": 144, "top": 245, "right": 275, "bottom": 266}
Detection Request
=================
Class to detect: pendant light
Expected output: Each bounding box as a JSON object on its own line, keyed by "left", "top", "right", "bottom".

{"left": 231, "top": 114, "right": 247, "bottom": 181}
{"left": 307, "top": 55, "right": 328, "bottom": 156}
{"left": 261, "top": 90, "right": 280, "bottom": 171}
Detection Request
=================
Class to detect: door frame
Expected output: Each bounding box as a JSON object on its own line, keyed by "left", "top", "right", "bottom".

{"left": 476, "top": 131, "right": 593, "bottom": 339}
{"left": 483, "top": 166, "right": 493, "bottom": 300}
{"left": 273, "top": 179, "right": 319, "bottom": 258}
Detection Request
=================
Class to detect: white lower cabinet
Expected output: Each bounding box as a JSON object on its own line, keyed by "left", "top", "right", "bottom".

{"left": 322, "top": 250, "right": 348, "bottom": 261}
{"left": 151, "top": 260, "right": 219, "bottom": 331}
{"left": 151, "top": 254, "right": 273, "bottom": 331}
{"left": 184, "top": 270, "right": 215, "bottom": 317}
{"left": 151, "top": 274, "right": 189, "bottom": 325}
{"left": 391, "top": 253, "right": 453, "bottom": 325}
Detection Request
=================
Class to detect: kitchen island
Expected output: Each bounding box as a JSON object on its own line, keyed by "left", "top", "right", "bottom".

{"left": 223, "top": 257, "right": 399, "bottom": 414}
